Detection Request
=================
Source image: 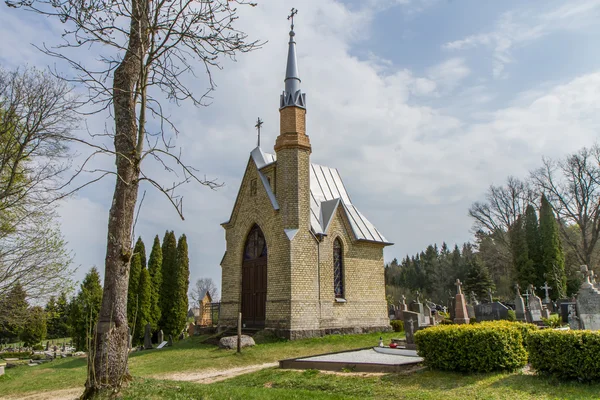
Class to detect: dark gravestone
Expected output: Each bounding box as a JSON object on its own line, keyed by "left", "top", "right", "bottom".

{"left": 474, "top": 302, "right": 509, "bottom": 321}
{"left": 559, "top": 301, "right": 575, "bottom": 323}
{"left": 144, "top": 323, "right": 153, "bottom": 350}
{"left": 410, "top": 301, "right": 424, "bottom": 316}
{"left": 448, "top": 295, "right": 455, "bottom": 321}
{"left": 158, "top": 330, "right": 164, "bottom": 344}
{"left": 466, "top": 304, "right": 475, "bottom": 320}
{"left": 403, "top": 310, "right": 420, "bottom": 350}
{"left": 514, "top": 284, "right": 527, "bottom": 322}
{"left": 168, "top": 334, "right": 173, "bottom": 347}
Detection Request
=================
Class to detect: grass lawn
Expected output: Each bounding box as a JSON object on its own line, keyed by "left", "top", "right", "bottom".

{"left": 2, "top": 330, "right": 600, "bottom": 399}
{"left": 0, "top": 331, "right": 397, "bottom": 397}
{"left": 118, "top": 368, "right": 600, "bottom": 400}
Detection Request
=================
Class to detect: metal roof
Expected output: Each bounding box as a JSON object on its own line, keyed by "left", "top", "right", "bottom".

{"left": 251, "top": 148, "right": 390, "bottom": 245}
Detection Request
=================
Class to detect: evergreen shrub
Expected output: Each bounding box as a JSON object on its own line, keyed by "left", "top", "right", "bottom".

{"left": 1, "top": 351, "right": 32, "bottom": 359}
{"left": 414, "top": 321, "right": 530, "bottom": 372}
{"left": 528, "top": 330, "right": 600, "bottom": 381}
{"left": 390, "top": 320, "right": 404, "bottom": 332}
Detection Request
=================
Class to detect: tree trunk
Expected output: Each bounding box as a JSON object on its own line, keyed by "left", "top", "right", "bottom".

{"left": 83, "top": 0, "right": 147, "bottom": 396}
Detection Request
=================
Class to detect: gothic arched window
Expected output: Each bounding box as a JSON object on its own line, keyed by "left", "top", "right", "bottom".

{"left": 244, "top": 225, "right": 267, "bottom": 260}
{"left": 333, "top": 238, "right": 344, "bottom": 298}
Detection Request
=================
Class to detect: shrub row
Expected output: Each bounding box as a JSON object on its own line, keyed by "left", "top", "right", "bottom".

{"left": 528, "top": 330, "right": 600, "bottom": 381}
{"left": 1, "top": 351, "right": 32, "bottom": 359}
{"left": 390, "top": 320, "right": 404, "bottom": 332}
{"left": 414, "top": 321, "right": 533, "bottom": 373}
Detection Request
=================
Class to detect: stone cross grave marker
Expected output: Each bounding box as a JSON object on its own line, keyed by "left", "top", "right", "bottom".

{"left": 454, "top": 279, "right": 470, "bottom": 324}
{"left": 541, "top": 282, "right": 552, "bottom": 304}
{"left": 402, "top": 310, "right": 420, "bottom": 350}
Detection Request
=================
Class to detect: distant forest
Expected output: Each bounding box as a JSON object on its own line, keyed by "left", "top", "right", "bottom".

{"left": 385, "top": 145, "right": 600, "bottom": 305}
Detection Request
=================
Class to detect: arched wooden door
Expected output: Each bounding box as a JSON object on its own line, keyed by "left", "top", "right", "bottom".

{"left": 241, "top": 225, "right": 267, "bottom": 327}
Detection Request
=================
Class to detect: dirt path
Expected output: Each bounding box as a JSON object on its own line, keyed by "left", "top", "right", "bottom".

{"left": 0, "top": 388, "right": 83, "bottom": 400}
{"left": 153, "top": 362, "right": 279, "bottom": 384}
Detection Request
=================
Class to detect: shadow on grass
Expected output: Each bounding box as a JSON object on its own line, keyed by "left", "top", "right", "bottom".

{"left": 49, "top": 357, "right": 87, "bottom": 369}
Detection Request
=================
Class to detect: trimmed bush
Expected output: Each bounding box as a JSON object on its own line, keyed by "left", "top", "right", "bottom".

{"left": 1, "top": 351, "right": 32, "bottom": 359}
{"left": 528, "top": 330, "right": 600, "bottom": 381}
{"left": 414, "top": 321, "right": 529, "bottom": 372}
{"left": 390, "top": 320, "right": 404, "bottom": 332}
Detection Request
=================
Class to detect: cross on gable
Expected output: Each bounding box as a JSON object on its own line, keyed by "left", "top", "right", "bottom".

{"left": 255, "top": 117, "right": 263, "bottom": 147}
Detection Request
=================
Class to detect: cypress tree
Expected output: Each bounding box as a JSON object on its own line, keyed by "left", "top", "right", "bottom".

{"left": 134, "top": 237, "right": 147, "bottom": 270}
{"left": 524, "top": 204, "right": 543, "bottom": 287}
{"left": 127, "top": 253, "right": 142, "bottom": 330}
{"left": 159, "top": 231, "right": 177, "bottom": 335}
{"left": 147, "top": 235, "right": 162, "bottom": 331}
{"left": 134, "top": 268, "right": 152, "bottom": 345}
{"left": 509, "top": 216, "right": 536, "bottom": 289}
{"left": 540, "top": 194, "right": 566, "bottom": 299}
{"left": 464, "top": 256, "right": 495, "bottom": 301}
{"left": 174, "top": 234, "right": 190, "bottom": 336}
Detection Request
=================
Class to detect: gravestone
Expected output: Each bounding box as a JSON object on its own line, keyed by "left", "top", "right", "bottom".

{"left": 144, "top": 323, "right": 153, "bottom": 350}
{"left": 453, "top": 279, "right": 470, "bottom": 324}
{"left": 559, "top": 300, "right": 575, "bottom": 323}
{"left": 568, "top": 303, "right": 580, "bottom": 330}
{"left": 158, "top": 330, "right": 164, "bottom": 344}
{"left": 45, "top": 341, "right": 49, "bottom": 351}
{"left": 402, "top": 310, "right": 420, "bottom": 350}
{"left": 423, "top": 304, "right": 433, "bottom": 326}
{"left": 514, "top": 284, "right": 527, "bottom": 322}
{"left": 395, "top": 295, "right": 407, "bottom": 320}
{"left": 474, "top": 302, "right": 509, "bottom": 321}
{"left": 187, "top": 322, "right": 195, "bottom": 337}
{"left": 168, "top": 334, "right": 173, "bottom": 347}
{"left": 541, "top": 306, "right": 551, "bottom": 320}
{"left": 541, "top": 282, "right": 553, "bottom": 311}
{"left": 527, "top": 284, "right": 544, "bottom": 324}
{"left": 410, "top": 291, "right": 424, "bottom": 315}
{"left": 448, "top": 292, "right": 455, "bottom": 321}
{"left": 576, "top": 265, "right": 600, "bottom": 331}
{"left": 157, "top": 341, "right": 168, "bottom": 349}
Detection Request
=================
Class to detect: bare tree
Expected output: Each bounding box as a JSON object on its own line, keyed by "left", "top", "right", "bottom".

{"left": 190, "top": 277, "right": 219, "bottom": 304}
{"left": 469, "top": 176, "right": 537, "bottom": 247}
{"left": 6, "top": 0, "right": 261, "bottom": 396}
{"left": 530, "top": 146, "right": 600, "bottom": 269}
{"left": 0, "top": 67, "right": 75, "bottom": 302}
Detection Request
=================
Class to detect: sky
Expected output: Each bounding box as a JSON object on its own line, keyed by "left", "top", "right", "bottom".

{"left": 1, "top": 0, "right": 600, "bottom": 294}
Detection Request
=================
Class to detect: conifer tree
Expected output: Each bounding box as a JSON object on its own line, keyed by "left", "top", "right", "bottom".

{"left": 133, "top": 268, "right": 152, "bottom": 345}
{"left": 147, "top": 235, "right": 162, "bottom": 331}
{"left": 174, "top": 234, "right": 190, "bottom": 336}
{"left": 45, "top": 296, "right": 59, "bottom": 338}
{"left": 540, "top": 194, "right": 567, "bottom": 299}
{"left": 126, "top": 253, "right": 142, "bottom": 331}
{"left": 20, "top": 306, "right": 47, "bottom": 347}
{"left": 464, "top": 256, "right": 495, "bottom": 301}
{"left": 69, "top": 267, "right": 103, "bottom": 351}
{"left": 524, "top": 204, "right": 543, "bottom": 287}
{"left": 55, "top": 291, "right": 71, "bottom": 338}
{"left": 509, "top": 216, "right": 536, "bottom": 289}
{"left": 159, "top": 231, "right": 177, "bottom": 335}
{"left": 0, "top": 282, "right": 28, "bottom": 341}
{"left": 134, "top": 237, "right": 147, "bottom": 270}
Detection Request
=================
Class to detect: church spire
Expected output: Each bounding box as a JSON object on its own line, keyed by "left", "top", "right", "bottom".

{"left": 280, "top": 8, "right": 306, "bottom": 109}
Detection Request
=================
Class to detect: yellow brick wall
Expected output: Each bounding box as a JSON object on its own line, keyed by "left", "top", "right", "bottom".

{"left": 220, "top": 106, "right": 389, "bottom": 338}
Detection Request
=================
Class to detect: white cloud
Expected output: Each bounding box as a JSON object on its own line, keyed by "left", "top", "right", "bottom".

{"left": 3, "top": 0, "right": 600, "bottom": 293}
{"left": 443, "top": 0, "right": 600, "bottom": 78}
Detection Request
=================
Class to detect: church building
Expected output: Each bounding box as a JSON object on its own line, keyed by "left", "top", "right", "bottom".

{"left": 219, "top": 17, "right": 392, "bottom": 339}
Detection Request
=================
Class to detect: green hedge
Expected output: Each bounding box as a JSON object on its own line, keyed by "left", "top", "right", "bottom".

{"left": 1, "top": 351, "right": 32, "bottom": 359}
{"left": 414, "top": 321, "right": 531, "bottom": 372}
{"left": 528, "top": 330, "right": 600, "bottom": 381}
{"left": 390, "top": 320, "right": 404, "bottom": 332}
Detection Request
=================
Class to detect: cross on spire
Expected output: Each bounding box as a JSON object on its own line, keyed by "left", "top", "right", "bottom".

{"left": 288, "top": 7, "right": 298, "bottom": 31}
{"left": 255, "top": 117, "right": 263, "bottom": 147}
